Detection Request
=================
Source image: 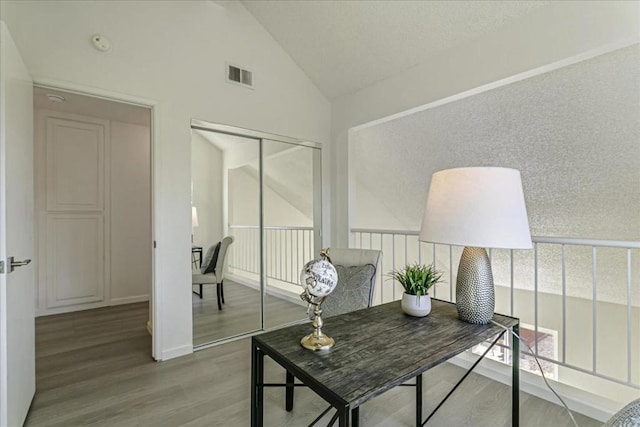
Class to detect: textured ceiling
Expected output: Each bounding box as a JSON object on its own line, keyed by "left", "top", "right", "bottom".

{"left": 242, "top": 0, "right": 550, "bottom": 100}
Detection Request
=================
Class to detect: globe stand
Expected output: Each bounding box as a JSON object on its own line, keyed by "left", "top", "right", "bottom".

{"left": 300, "top": 297, "right": 335, "bottom": 351}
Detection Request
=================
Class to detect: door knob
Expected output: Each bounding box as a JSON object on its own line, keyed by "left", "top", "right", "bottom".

{"left": 8, "top": 256, "right": 31, "bottom": 273}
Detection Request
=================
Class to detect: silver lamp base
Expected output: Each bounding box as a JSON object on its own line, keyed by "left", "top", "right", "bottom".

{"left": 456, "top": 247, "right": 495, "bottom": 324}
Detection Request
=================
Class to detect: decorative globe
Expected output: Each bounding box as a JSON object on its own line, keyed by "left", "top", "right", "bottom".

{"left": 300, "top": 258, "right": 338, "bottom": 298}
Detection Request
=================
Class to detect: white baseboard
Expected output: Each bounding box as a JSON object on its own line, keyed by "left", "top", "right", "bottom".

{"left": 448, "top": 352, "right": 619, "bottom": 422}
{"left": 36, "top": 295, "right": 150, "bottom": 317}
{"left": 110, "top": 295, "right": 150, "bottom": 306}
{"left": 36, "top": 300, "right": 108, "bottom": 317}
{"left": 160, "top": 344, "right": 192, "bottom": 361}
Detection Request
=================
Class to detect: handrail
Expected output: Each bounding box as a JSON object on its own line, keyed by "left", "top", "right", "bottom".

{"left": 229, "top": 224, "right": 314, "bottom": 231}
{"left": 351, "top": 228, "right": 640, "bottom": 249}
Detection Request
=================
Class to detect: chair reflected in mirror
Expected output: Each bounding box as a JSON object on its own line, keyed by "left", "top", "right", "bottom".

{"left": 192, "top": 236, "right": 234, "bottom": 310}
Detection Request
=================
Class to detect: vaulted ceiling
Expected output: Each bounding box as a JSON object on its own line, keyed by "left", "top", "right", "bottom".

{"left": 241, "top": 0, "right": 551, "bottom": 100}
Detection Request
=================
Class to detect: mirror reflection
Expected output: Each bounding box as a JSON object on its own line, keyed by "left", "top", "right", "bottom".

{"left": 190, "top": 124, "right": 321, "bottom": 347}
{"left": 191, "top": 129, "right": 261, "bottom": 346}
{"left": 262, "top": 139, "right": 319, "bottom": 329}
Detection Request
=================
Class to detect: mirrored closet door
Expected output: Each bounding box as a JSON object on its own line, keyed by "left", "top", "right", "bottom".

{"left": 190, "top": 121, "right": 322, "bottom": 348}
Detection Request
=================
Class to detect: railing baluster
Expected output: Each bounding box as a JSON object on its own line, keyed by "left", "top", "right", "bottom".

{"left": 433, "top": 243, "right": 437, "bottom": 299}
{"left": 380, "top": 233, "right": 384, "bottom": 304}
{"left": 534, "top": 242, "right": 539, "bottom": 357}
{"left": 627, "top": 248, "right": 632, "bottom": 383}
{"left": 404, "top": 234, "right": 408, "bottom": 267}
{"left": 510, "top": 249, "right": 514, "bottom": 317}
{"left": 562, "top": 244, "right": 566, "bottom": 365}
{"left": 296, "top": 230, "right": 302, "bottom": 279}
{"left": 392, "top": 235, "right": 396, "bottom": 301}
{"left": 449, "top": 245, "right": 453, "bottom": 302}
{"left": 593, "top": 247, "right": 597, "bottom": 373}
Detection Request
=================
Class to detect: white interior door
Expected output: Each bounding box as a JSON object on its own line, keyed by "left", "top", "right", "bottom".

{"left": 39, "top": 114, "right": 107, "bottom": 313}
{"left": 0, "top": 22, "right": 36, "bottom": 426}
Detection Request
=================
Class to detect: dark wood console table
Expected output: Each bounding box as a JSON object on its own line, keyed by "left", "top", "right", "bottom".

{"left": 251, "top": 299, "right": 519, "bottom": 426}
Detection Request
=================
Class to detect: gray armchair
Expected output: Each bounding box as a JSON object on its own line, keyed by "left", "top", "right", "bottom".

{"left": 318, "top": 247, "right": 381, "bottom": 317}
{"left": 192, "top": 236, "right": 234, "bottom": 310}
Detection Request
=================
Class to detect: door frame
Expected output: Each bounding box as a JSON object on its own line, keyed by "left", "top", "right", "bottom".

{"left": 33, "top": 78, "right": 161, "bottom": 360}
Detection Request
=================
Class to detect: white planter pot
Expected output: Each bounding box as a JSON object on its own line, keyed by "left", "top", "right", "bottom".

{"left": 401, "top": 293, "right": 432, "bottom": 317}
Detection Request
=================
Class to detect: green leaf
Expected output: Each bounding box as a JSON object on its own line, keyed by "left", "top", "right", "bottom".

{"left": 385, "top": 263, "right": 444, "bottom": 296}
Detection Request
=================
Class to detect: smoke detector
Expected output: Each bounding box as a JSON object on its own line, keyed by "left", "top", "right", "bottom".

{"left": 46, "top": 94, "right": 66, "bottom": 103}
{"left": 91, "top": 34, "right": 112, "bottom": 53}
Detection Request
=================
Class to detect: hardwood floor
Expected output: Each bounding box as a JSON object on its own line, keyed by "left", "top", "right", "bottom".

{"left": 192, "top": 280, "right": 306, "bottom": 346}
{"left": 26, "top": 303, "right": 602, "bottom": 427}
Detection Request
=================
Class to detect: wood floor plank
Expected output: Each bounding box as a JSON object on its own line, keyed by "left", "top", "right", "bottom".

{"left": 26, "top": 301, "right": 604, "bottom": 427}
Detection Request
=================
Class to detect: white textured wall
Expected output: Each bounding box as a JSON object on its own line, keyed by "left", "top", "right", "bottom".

{"left": 351, "top": 46, "right": 640, "bottom": 305}
{"left": 333, "top": 0, "right": 640, "bottom": 246}
{"left": 0, "top": 0, "right": 330, "bottom": 359}
{"left": 351, "top": 46, "right": 640, "bottom": 239}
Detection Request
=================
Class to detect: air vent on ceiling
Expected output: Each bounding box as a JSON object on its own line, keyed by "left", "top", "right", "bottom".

{"left": 226, "top": 63, "right": 254, "bottom": 89}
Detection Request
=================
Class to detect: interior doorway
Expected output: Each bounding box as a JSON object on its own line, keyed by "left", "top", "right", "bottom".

{"left": 32, "top": 86, "right": 154, "bottom": 355}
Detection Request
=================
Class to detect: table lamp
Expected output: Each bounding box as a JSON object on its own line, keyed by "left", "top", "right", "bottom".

{"left": 419, "top": 167, "right": 532, "bottom": 324}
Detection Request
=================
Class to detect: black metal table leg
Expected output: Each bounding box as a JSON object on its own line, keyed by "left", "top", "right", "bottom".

{"left": 512, "top": 324, "right": 520, "bottom": 427}
{"left": 338, "top": 405, "right": 350, "bottom": 427}
{"left": 251, "top": 339, "right": 264, "bottom": 427}
{"left": 416, "top": 374, "right": 423, "bottom": 427}
{"left": 422, "top": 332, "right": 505, "bottom": 427}
{"left": 285, "top": 370, "right": 294, "bottom": 411}
{"left": 352, "top": 406, "right": 359, "bottom": 427}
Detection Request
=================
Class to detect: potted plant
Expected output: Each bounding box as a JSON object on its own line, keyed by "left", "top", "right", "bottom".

{"left": 389, "top": 263, "right": 443, "bottom": 317}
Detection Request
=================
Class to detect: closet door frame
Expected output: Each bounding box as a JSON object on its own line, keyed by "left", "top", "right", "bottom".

{"left": 190, "top": 119, "right": 322, "bottom": 350}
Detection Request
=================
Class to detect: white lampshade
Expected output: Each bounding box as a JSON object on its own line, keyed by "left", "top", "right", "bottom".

{"left": 192, "top": 206, "right": 199, "bottom": 228}
{"left": 419, "top": 167, "right": 532, "bottom": 249}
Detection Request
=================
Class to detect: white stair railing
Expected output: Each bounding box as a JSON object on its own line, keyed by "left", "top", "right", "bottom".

{"left": 351, "top": 228, "right": 640, "bottom": 396}
{"left": 228, "top": 225, "right": 314, "bottom": 288}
